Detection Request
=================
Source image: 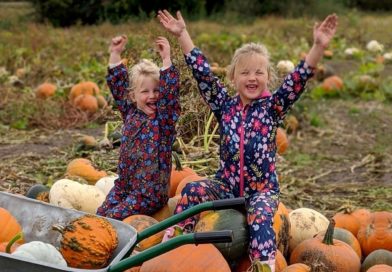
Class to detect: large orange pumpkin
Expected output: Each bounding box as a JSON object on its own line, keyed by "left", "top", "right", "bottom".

{"left": 352, "top": 208, "right": 372, "bottom": 227}
{"left": 282, "top": 263, "right": 311, "bottom": 272}
{"left": 66, "top": 158, "right": 107, "bottom": 184}
{"left": 0, "top": 208, "right": 24, "bottom": 244}
{"left": 357, "top": 211, "right": 392, "bottom": 256}
{"left": 276, "top": 128, "right": 289, "bottom": 155}
{"left": 290, "top": 220, "right": 361, "bottom": 272}
{"left": 321, "top": 75, "right": 344, "bottom": 93}
{"left": 35, "top": 83, "right": 57, "bottom": 99}
{"left": 54, "top": 214, "right": 118, "bottom": 269}
{"left": 273, "top": 202, "right": 290, "bottom": 257}
{"left": 333, "top": 206, "right": 361, "bottom": 236}
{"left": 123, "top": 215, "right": 163, "bottom": 251}
{"left": 315, "top": 226, "right": 362, "bottom": 259}
{"left": 140, "top": 244, "right": 231, "bottom": 272}
{"left": 69, "top": 81, "right": 100, "bottom": 102}
{"left": 169, "top": 154, "right": 197, "bottom": 197}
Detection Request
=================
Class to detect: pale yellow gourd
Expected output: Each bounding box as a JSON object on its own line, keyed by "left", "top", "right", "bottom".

{"left": 49, "top": 179, "right": 105, "bottom": 214}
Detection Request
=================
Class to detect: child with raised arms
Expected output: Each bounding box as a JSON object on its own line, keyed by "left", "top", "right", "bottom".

{"left": 158, "top": 9, "right": 337, "bottom": 271}
{"left": 97, "top": 35, "right": 180, "bottom": 220}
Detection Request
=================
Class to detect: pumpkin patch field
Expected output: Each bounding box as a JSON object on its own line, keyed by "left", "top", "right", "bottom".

{"left": 0, "top": 2, "right": 392, "bottom": 271}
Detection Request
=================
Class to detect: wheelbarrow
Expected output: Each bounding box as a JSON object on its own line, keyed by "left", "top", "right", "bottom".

{"left": 0, "top": 191, "right": 245, "bottom": 272}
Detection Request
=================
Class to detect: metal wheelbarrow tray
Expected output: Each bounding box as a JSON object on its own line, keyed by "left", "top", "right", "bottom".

{"left": 0, "top": 191, "right": 245, "bottom": 272}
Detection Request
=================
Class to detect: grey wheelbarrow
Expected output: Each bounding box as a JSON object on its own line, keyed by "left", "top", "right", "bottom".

{"left": 0, "top": 191, "right": 245, "bottom": 272}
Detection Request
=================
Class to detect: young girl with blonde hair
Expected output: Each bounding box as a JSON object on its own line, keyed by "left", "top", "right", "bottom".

{"left": 97, "top": 35, "right": 180, "bottom": 220}
{"left": 158, "top": 10, "right": 338, "bottom": 271}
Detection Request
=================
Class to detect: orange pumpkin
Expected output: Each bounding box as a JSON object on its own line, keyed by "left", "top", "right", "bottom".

{"left": 74, "top": 94, "right": 99, "bottom": 113}
{"left": 352, "top": 208, "right": 372, "bottom": 227}
{"left": 123, "top": 215, "right": 163, "bottom": 251}
{"left": 321, "top": 75, "right": 344, "bottom": 93}
{"left": 169, "top": 154, "right": 197, "bottom": 197}
{"left": 282, "top": 263, "right": 311, "bottom": 272}
{"left": 367, "top": 264, "right": 392, "bottom": 272}
{"left": 35, "top": 83, "right": 57, "bottom": 99}
{"left": 66, "top": 158, "right": 107, "bottom": 184}
{"left": 357, "top": 211, "right": 392, "bottom": 256}
{"left": 276, "top": 128, "right": 288, "bottom": 155}
{"left": 69, "top": 81, "right": 100, "bottom": 102}
{"left": 151, "top": 196, "right": 180, "bottom": 222}
{"left": 273, "top": 202, "right": 290, "bottom": 258}
{"left": 235, "top": 250, "right": 287, "bottom": 272}
{"left": 361, "top": 249, "right": 392, "bottom": 272}
{"left": 140, "top": 244, "right": 231, "bottom": 272}
{"left": 332, "top": 206, "right": 361, "bottom": 236}
{"left": 0, "top": 208, "right": 24, "bottom": 244}
{"left": 54, "top": 214, "right": 118, "bottom": 269}
{"left": 175, "top": 174, "right": 205, "bottom": 196}
{"left": 315, "top": 227, "right": 362, "bottom": 259}
{"left": 290, "top": 220, "right": 361, "bottom": 272}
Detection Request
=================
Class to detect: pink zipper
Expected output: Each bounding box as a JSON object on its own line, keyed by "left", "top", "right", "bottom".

{"left": 239, "top": 106, "right": 248, "bottom": 197}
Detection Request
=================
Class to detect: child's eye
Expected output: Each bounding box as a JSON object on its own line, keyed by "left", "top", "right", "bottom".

{"left": 256, "top": 71, "right": 264, "bottom": 75}
{"left": 241, "top": 71, "right": 249, "bottom": 75}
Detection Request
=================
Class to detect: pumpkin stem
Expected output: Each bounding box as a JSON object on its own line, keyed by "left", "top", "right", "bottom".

{"left": 337, "top": 204, "right": 354, "bottom": 214}
{"left": 322, "top": 219, "right": 336, "bottom": 245}
{"left": 172, "top": 152, "right": 183, "bottom": 171}
{"left": 6, "top": 232, "right": 23, "bottom": 253}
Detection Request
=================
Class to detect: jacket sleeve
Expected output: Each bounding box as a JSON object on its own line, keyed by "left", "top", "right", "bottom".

{"left": 106, "top": 63, "right": 135, "bottom": 121}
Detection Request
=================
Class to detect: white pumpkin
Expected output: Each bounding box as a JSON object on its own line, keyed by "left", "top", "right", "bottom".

{"left": 95, "top": 175, "right": 117, "bottom": 195}
{"left": 12, "top": 241, "right": 67, "bottom": 267}
{"left": 49, "top": 179, "right": 105, "bottom": 214}
{"left": 289, "top": 207, "right": 329, "bottom": 253}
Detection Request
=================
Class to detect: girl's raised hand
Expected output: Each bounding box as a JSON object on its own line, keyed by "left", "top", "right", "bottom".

{"left": 157, "top": 10, "right": 186, "bottom": 37}
{"left": 109, "top": 35, "right": 128, "bottom": 55}
{"left": 156, "top": 36, "right": 172, "bottom": 68}
{"left": 313, "top": 14, "right": 338, "bottom": 49}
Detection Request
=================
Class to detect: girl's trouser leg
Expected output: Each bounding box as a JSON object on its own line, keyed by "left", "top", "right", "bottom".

{"left": 246, "top": 192, "right": 279, "bottom": 262}
{"left": 174, "top": 179, "right": 234, "bottom": 231}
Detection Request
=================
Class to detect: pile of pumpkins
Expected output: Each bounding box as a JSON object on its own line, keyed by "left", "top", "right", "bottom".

{"left": 23, "top": 157, "right": 392, "bottom": 272}
{"left": 0, "top": 207, "right": 118, "bottom": 269}
{"left": 34, "top": 81, "right": 107, "bottom": 113}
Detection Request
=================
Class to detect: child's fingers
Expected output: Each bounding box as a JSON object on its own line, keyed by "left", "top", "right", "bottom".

{"left": 163, "top": 9, "right": 175, "bottom": 20}
{"left": 176, "top": 10, "right": 184, "bottom": 22}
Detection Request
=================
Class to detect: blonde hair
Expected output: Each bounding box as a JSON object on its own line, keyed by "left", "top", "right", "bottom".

{"left": 227, "top": 43, "right": 277, "bottom": 88}
{"left": 129, "top": 59, "right": 159, "bottom": 92}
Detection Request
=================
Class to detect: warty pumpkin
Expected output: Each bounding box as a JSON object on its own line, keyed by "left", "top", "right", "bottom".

{"left": 123, "top": 214, "right": 163, "bottom": 251}
{"left": 290, "top": 219, "right": 361, "bottom": 272}
{"left": 53, "top": 214, "right": 118, "bottom": 269}
{"left": 357, "top": 211, "right": 392, "bottom": 256}
{"left": 288, "top": 207, "right": 329, "bottom": 253}
{"left": 361, "top": 249, "right": 392, "bottom": 272}
{"left": 140, "top": 244, "right": 231, "bottom": 272}
{"left": 0, "top": 207, "right": 24, "bottom": 244}
{"left": 35, "top": 83, "right": 57, "bottom": 99}
{"left": 66, "top": 158, "right": 107, "bottom": 184}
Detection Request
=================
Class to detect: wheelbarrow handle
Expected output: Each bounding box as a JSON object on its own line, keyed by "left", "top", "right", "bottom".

{"left": 135, "top": 197, "right": 245, "bottom": 245}
{"left": 108, "top": 230, "right": 233, "bottom": 272}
